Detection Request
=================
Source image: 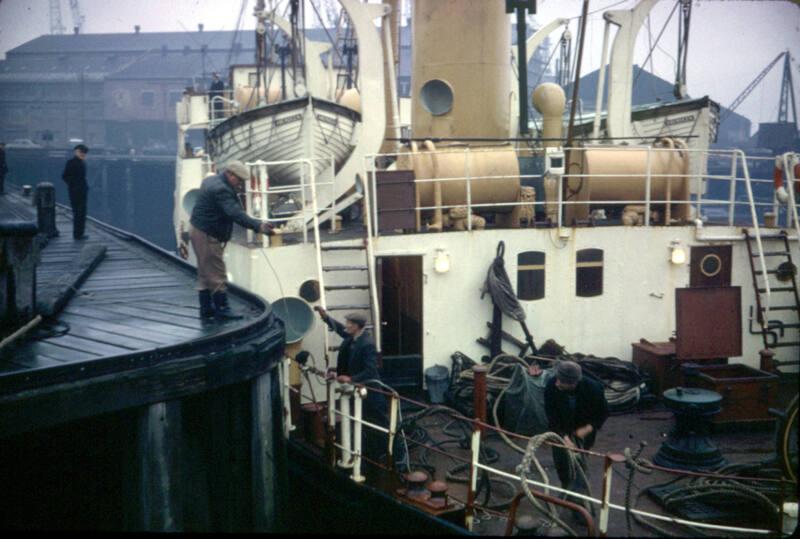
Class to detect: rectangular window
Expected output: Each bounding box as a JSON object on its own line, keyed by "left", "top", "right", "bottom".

{"left": 140, "top": 91, "right": 155, "bottom": 107}
{"left": 517, "top": 251, "right": 545, "bottom": 301}
{"left": 576, "top": 248, "right": 603, "bottom": 297}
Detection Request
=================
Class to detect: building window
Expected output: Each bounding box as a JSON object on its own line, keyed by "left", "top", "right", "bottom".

{"left": 517, "top": 251, "right": 545, "bottom": 301}
{"left": 576, "top": 248, "right": 603, "bottom": 297}
{"left": 140, "top": 91, "right": 155, "bottom": 107}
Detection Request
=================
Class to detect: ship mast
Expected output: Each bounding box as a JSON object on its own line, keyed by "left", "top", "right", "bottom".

{"left": 254, "top": 0, "right": 269, "bottom": 105}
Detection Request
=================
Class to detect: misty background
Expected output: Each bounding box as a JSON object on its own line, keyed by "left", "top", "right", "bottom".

{"left": 1, "top": 0, "right": 798, "bottom": 135}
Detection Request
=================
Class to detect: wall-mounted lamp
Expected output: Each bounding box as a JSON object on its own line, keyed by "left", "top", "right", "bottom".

{"left": 434, "top": 248, "right": 450, "bottom": 274}
{"left": 669, "top": 240, "right": 687, "bottom": 265}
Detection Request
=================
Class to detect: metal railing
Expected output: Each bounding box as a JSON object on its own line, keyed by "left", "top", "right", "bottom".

{"left": 362, "top": 145, "right": 798, "bottom": 238}
{"left": 209, "top": 90, "right": 241, "bottom": 128}
{"left": 280, "top": 358, "right": 788, "bottom": 536}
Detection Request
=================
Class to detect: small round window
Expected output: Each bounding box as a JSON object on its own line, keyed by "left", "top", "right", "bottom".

{"left": 299, "top": 279, "right": 321, "bottom": 303}
{"left": 420, "top": 79, "right": 454, "bottom": 116}
{"left": 700, "top": 254, "right": 722, "bottom": 278}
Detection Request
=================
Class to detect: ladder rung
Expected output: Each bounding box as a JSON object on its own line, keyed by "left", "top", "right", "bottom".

{"left": 327, "top": 304, "right": 371, "bottom": 311}
{"left": 770, "top": 341, "right": 800, "bottom": 348}
{"left": 752, "top": 251, "right": 790, "bottom": 257}
{"left": 761, "top": 305, "right": 800, "bottom": 311}
{"left": 320, "top": 244, "right": 365, "bottom": 251}
{"left": 324, "top": 284, "right": 370, "bottom": 291}
{"left": 327, "top": 323, "right": 374, "bottom": 332}
{"left": 322, "top": 265, "right": 368, "bottom": 272}
{"left": 775, "top": 323, "right": 800, "bottom": 329}
{"left": 754, "top": 270, "right": 778, "bottom": 275}
{"left": 328, "top": 345, "right": 341, "bottom": 352}
{"left": 758, "top": 287, "right": 796, "bottom": 293}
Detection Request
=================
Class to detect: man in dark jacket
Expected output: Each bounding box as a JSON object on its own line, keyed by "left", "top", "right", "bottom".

{"left": 314, "top": 307, "right": 389, "bottom": 462}
{"left": 0, "top": 142, "right": 8, "bottom": 195}
{"left": 544, "top": 361, "right": 608, "bottom": 501}
{"left": 189, "top": 160, "right": 273, "bottom": 320}
{"left": 209, "top": 72, "right": 225, "bottom": 118}
{"left": 62, "top": 144, "right": 89, "bottom": 240}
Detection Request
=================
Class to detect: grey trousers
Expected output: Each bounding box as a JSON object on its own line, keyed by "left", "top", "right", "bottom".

{"left": 190, "top": 226, "right": 227, "bottom": 293}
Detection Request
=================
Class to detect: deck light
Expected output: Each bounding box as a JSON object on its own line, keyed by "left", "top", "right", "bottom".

{"left": 670, "top": 240, "right": 687, "bottom": 265}
{"left": 434, "top": 248, "right": 450, "bottom": 273}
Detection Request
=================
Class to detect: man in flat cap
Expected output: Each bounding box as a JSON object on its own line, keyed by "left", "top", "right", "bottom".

{"left": 314, "top": 307, "right": 389, "bottom": 461}
{"left": 189, "top": 160, "right": 273, "bottom": 320}
{"left": 544, "top": 360, "right": 608, "bottom": 506}
{"left": 62, "top": 144, "right": 90, "bottom": 240}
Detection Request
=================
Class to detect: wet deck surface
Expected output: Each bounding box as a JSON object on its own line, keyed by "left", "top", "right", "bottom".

{"left": 1, "top": 193, "right": 263, "bottom": 380}
{"left": 292, "top": 381, "right": 796, "bottom": 537}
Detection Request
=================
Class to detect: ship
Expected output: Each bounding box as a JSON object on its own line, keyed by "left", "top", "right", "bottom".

{"left": 173, "top": 0, "right": 799, "bottom": 535}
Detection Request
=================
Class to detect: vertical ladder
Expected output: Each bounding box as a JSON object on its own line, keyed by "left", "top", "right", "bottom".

{"left": 744, "top": 229, "right": 800, "bottom": 351}
{"left": 310, "top": 175, "right": 381, "bottom": 369}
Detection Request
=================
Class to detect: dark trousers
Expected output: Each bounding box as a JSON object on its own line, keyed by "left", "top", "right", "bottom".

{"left": 0, "top": 173, "right": 5, "bottom": 194}
{"left": 68, "top": 186, "right": 88, "bottom": 238}
{"left": 362, "top": 393, "right": 388, "bottom": 464}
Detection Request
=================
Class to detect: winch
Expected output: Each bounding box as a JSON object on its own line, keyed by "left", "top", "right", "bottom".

{"left": 653, "top": 387, "right": 727, "bottom": 470}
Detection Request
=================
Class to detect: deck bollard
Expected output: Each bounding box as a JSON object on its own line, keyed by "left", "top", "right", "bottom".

{"left": 35, "top": 182, "right": 58, "bottom": 238}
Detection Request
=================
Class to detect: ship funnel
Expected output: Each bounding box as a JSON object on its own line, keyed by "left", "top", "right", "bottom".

{"left": 411, "top": 0, "right": 510, "bottom": 139}
{"left": 532, "top": 83, "right": 566, "bottom": 148}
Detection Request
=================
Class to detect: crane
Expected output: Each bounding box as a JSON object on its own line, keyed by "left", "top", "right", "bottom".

{"left": 720, "top": 51, "right": 786, "bottom": 125}
{"left": 49, "top": 0, "right": 66, "bottom": 34}
{"left": 69, "top": 0, "right": 84, "bottom": 34}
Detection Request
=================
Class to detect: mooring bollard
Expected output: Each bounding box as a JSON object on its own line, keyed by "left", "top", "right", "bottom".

{"left": 35, "top": 182, "right": 58, "bottom": 238}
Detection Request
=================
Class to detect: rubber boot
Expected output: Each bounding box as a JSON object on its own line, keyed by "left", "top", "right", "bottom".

{"left": 212, "top": 290, "right": 242, "bottom": 320}
{"left": 199, "top": 290, "right": 215, "bottom": 319}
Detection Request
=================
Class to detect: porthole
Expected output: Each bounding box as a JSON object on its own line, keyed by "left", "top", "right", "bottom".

{"left": 299, "top": 279, "right": 321, "bottom": 303}
{"left": 699, "top": 254, "right": 722, "bottom": 278}
{"left": 420, "top": 79, "right": 454, "bottom": 116}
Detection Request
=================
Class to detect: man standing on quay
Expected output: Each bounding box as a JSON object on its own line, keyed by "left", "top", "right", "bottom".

{"left": 62, "top": 144, "right": 90, "bottom": 240}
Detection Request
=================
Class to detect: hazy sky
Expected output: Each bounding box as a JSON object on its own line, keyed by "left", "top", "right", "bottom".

{"left": 1, "top": 0, "right": 798, "bottom": 132}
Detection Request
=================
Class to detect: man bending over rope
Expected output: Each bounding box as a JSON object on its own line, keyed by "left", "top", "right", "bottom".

{"left": 543, "top": 361, "right": 608, "bottom": 507}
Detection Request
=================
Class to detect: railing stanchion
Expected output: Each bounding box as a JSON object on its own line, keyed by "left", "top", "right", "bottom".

{"left": 326, "top": 379, "right": 337, "bottom": 467}
{"left": 466, "top": 147, "right": 473, "bottom": 231}
{"left": 599, "top": 453, "right": 619, "bottom": 537}
{"left": 338, "top": 384, "right": 353, "bottom": 469}
{"left": 645, "top": 148, "right": 652, "bottom": 226}
{"left": 352, "top": 387, "right": 366, "bottom": 483}
{"left": 465, "top": 429, "right": 481, "bottom": 532}
{"left": 728, "top": 154, "right": 737, "bottom": 226}
{"left": 387, "top": 392, "right": 399, "bottom": 469}
{"left": 281, "top": 357, "right": 294, "bottom": 437}
{"left": 472, "top": 365, "right": 488, "bottom": 437}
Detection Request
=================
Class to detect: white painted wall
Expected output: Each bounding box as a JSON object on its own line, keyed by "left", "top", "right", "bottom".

{"left": 213, "top": 225, "right": 797, "bottom": 386}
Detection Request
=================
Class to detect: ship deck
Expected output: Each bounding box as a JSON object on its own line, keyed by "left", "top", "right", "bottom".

{"left": 287, "top": 380, "right": 797, "bottom": 537}
{"left": 0, "top": 190, "right": 283, "bottom": 436}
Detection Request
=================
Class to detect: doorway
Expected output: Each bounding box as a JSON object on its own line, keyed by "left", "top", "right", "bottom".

{"left": 377, "top": 256, "right": 423, "bottom": 388}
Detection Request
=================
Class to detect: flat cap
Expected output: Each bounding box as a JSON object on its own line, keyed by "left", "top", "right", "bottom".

{"left": 345, "top": 312, "right": 367, "bottom": 328}
{"left": 74, "top": 144, "right": 89, "bottom": 153}
{"left": 555, "top": 360, "right": 582, "bottom": 385}
{"left": 225, "top": 160, "right": 250, "bottom": 181}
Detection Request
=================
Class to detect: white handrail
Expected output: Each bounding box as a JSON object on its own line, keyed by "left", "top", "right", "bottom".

{"left": 361, "top": 158, "right": 382, "bottom": 352}
{"left": 740, "top": 149, "right": 772, "bottom": 322}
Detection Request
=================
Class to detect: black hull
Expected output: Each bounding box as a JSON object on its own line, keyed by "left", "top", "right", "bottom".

{"left": 286, "top": 440, "right": 472, "bottom": 535}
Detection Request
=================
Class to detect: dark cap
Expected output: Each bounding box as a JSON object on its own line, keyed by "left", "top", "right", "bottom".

{"left": 74, "top": 144, "right": 89, "bottom": 153}
{"left": 344, "top": 312, "right": 367, "bottom": 328}
{"left": 555, "top": 361, "right": 582, "bottom": 385}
